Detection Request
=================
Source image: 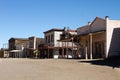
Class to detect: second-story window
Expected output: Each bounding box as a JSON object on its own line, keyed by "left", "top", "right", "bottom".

{"left": 48, "top": 35, "right": 50, "bottom": 43}
{"left": 51, "top": 34, "right": 54, "bottom": 42}
{"left": 45, "top": 36, "right": 47, "bottom": 43}
{"left": 29, "top": 41, "right": 33, "bottom": 48}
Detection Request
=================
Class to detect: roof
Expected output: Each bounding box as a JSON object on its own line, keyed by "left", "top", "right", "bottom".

{"left": 77, "top": 25, "right": 89, "bottom": 35}
{"left": 44, "top": 28, "right": 64, "bottom": 34}
{"left": 78, "top": 30, "right": 106, "bottom": 36}
{"left": 77, "top": 16, "right": 106, "bottom": 35}
{"left": 10, "top": 50, "right": 22, "bottom": 52}
{"left": 9, "top": 37, "right": 28, "bottom": 41}
{"left": 28, "top": 36, "right": 44, "bottom": 40}
{"left": 89, "top": 17, "right": 105, "bottom": 28}
{"left": 77, "top": 25, "right": 88, "bottom": 30}
{"left": 66, "top": 30, "right": 77, "bottom": 32}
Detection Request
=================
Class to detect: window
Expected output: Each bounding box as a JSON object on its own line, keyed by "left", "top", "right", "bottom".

{"left": 29, "top": 41, "right": 33, "bottom": 48}
{"left": 51, "top": 34, "right": 54, "bottom": 42}
{"left": 48, "top": 35, "right": 50, "bottom": 43}
{"left": 45, "top": 36, "right": 47, "bottom": 43}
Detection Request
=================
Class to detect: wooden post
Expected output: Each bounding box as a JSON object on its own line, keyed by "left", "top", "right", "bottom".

{"left": 85, "top": 47, "right": 88, "bottom": 60}
{"left": 89, "top": 33, "right": 93, "bottom": 59}
{"left": 62, "top": 42, "right": 64, "bottom": 58}
{"left": 48, "top": 49, "right": 49, "bottom": 58}
{"left": 62, "top": 48, "right": 64, "bottom": 58}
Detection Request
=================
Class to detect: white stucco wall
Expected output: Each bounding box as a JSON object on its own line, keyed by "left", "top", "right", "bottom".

{"left": 54, "top": 31, "right": 62, "bottom": 47}
{"left": 106, "top": 19, "right": 120, "bottom": 57}
{"left": 45, "top": 31, "right": 54, "bottom": 46}
{"left": 45, "top": 31, "right": 63, "bottom": 47}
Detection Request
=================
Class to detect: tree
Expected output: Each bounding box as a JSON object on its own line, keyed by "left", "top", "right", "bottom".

{"left": 33, "top": 50, "right": 40, "bottom": 58}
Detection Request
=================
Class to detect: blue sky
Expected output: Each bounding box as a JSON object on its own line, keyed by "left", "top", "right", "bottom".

{"left": 0, "top": 0, "right": 120, "bottom": 48}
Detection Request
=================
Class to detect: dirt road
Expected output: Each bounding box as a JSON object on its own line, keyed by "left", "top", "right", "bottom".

{"left": 0, "top": 58, "right": 119, "bottom": 80}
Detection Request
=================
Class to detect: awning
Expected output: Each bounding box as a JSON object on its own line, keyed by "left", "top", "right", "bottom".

{"left": 10, "top": 50, "right": 22, "bottom": 52}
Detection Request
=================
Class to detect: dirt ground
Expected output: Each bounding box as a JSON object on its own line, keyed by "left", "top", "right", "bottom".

{"left": 0, "top": 58, "right": 119, "bottom": 80}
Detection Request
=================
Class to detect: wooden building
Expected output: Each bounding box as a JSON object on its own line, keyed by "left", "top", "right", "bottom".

{"left": 77, "top": 16, "right": 120, "bottom": 59}
{"left": 9, "top": 37, "right": 44, "bottom": 58}
{"left": 39, "top": 28, "right": 77, "bottom": 59}
{"left": 9, "top": 38, "right": 29, "bottom": 58}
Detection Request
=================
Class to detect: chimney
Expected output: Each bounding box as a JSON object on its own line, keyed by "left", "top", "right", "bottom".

{"left": 88, "top": 22, "right": 91, "bottom": 33}
{"left": 105, "top": 16, "right": 109, "bottom": 21}
{"left": 88, "top": 22, "right": 91, "bottom": 25}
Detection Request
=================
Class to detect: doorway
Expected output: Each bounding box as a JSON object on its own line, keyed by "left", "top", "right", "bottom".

{"left": 94, "top": 42, "right": 104, "bottom": 58}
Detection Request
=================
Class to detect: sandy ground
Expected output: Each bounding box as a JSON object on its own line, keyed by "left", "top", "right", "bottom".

{"left": 0, "top": 58, "right": 119, "bottom": 80}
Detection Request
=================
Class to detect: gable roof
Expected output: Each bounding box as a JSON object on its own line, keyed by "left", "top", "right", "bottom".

{"left": 89, "top": 17, "right": 105, "bottom": 27}
{"left": 77, "top": 16, "right": 106, "bottom": 35}
{"left": 77, "top": 25, "right": 89, "bottom": 35}
{"left": 89, "top": 17, "right": 106, "bottom": 33}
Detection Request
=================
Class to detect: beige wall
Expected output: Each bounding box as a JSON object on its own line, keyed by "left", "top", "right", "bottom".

{"left": 106, "top": 19, "right": 120, "bottom": 57}
{"left": 92, "top": 32, "right": 106, "bottom": 42}
{"left": 54, "top": 31, "right": 63, "bottom": 47}
{"left": 92, "top": 32, "right": 106, "bottom": 57}
{"left": 79, "top": 32, "right": 106, "bottom": 58}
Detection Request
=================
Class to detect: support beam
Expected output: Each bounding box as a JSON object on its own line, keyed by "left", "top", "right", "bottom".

{"left": 89, "top": 33, "right": 93, "bottom": 59}
{"left": 71, "top": 37, "right": 74, "bottom": 58}
{"left": 48, "top": 49, "right": 49, "bottom": 58}
{"left": 62, "top": 48, "right": 64, "bottom": 58}
{"left": 62, "top": 42, "right": 64, "bottom": 58}
{"left": 85, "top": 47, "right": 88, "bottom": 60}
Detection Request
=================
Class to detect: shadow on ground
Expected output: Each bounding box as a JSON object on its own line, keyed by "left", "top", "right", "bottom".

{"left": 79, "top": 56, "right": 120, "bottom": 69}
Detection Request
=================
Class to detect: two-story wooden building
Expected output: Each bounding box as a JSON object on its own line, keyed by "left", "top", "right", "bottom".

{"left": 39, "top": 28, "right": 77, "bottom": 59}
{"left": 9, "top": 36, "right": 44, "bottom": 58}
{"left": 9, "top": 38, "right": 29, "bottom": 58}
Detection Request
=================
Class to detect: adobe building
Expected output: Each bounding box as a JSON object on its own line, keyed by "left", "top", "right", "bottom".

{"left": 77, "top": 16, "right": 120, "bottom": 59}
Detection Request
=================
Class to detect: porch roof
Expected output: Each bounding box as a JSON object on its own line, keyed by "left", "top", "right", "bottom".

{"left": 10, "top": 50, "right": 22, "bottom": 52}
{"left": 78, "top": 30, "right": 106, "bottom": 36}
{"left": 58, "top": 38, "right": 72, "bottom": 42}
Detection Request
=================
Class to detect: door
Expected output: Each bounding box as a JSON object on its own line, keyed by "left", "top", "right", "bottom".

{"left": 95, "top": 42, "right": 104, "bottom": 58}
